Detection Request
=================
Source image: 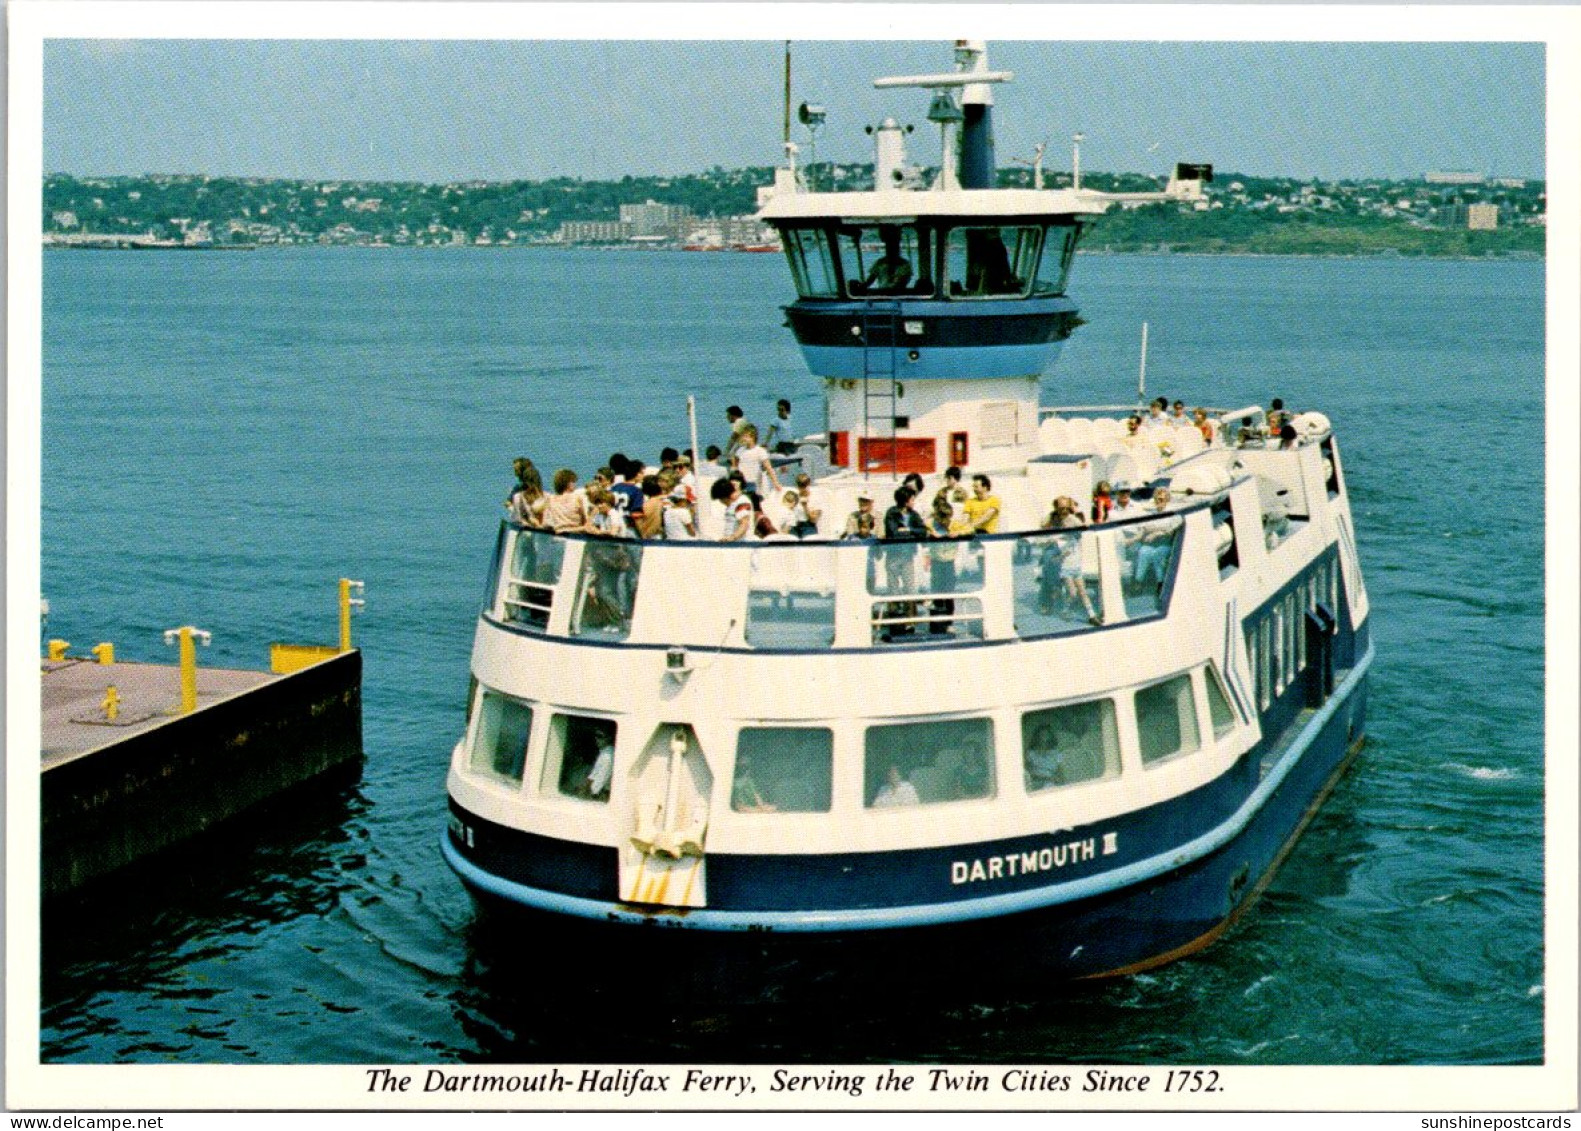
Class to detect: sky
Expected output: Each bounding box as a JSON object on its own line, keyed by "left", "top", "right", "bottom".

{"left": 43, "top": 36, "right": 1545, "bottom": 183}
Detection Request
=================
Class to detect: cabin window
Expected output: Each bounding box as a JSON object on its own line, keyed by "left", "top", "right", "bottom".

{"left": 864, "top": 717, "right": 995, "bottom": 807}
{"left": 544, "top": 713, "right": 617, "bottom": 803}
{"left": 1290, "top": 591, "right": 1302, "bottom": 680}
{"left": 945, "top": 225, "right": 1040, "bottom": 298}
{"left": 1022, "top": 699, "right": 1120, "bottom": 793}
{"left": 1258, "top": 618, "right": 1273, "bottom": 709}
{"left": 1120, "top": 510, "right": 1184, "bottom": 620}
{"left": 1272, "top": 606, "right": 1286, "bottom": 695}
{"left": 481, "top": 524, "right": 507, "bottom": 617}
{"left": 837, "top": 223, "right": 934, "bottom": 298}
{"left": 1294, "top": 592, "right": 1305, "bottom": 671}
{"left": 470, "top": 690, "right": 533, "bottom": 785}
{"left": 503, "top": 529, "right": 566, "bottom": 631}
{"left": 569, "top": 539, "right": 643, "bottom": 641}
{"left": 1320, "top": 436, "right": 1344, "bottom": 498}
{"left": 1015, "top": 530, "right": 1103, "bottom": 637}
{"left": 868, "top": 537, "right": 985, "bottom": 642}
{"left": 782, "top": 227, "right": 841, "bottom": 298}
{"left": 1212, "top": 498, "right": 1239, "bottom": 577}
{"left": 732, "top": 727, "right": 833, "bottom": 813}
{"left": 1205, "top": 664, "right": 1238, "bottom": 739}
{"left": 1136, "top": 673, "right": 1203, "bottom": 767}
{"left": 1245, "top": 628, "right": 1260, "bottom": 713}
{"left": 1033, "top": 224, "right": 1080, "bottom": 295}
{"left": 746, "top": 544, "right": 838, "bottom": 649}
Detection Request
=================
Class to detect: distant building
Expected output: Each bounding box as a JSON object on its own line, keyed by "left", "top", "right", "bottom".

{"left": 619, "top": 200, "right": 694, "bottom": 240}
{"left": 1425, "top": 171, "right": 1484, "bottom": 186}
{"left": 557, "top": 220, "right": 625, "bottom": 244}
{"left": 1467, "top": 203, "right": 1499, "bottom": 230}
{"left": 721, "top": 214, "right": 776, "bottom": 244}
{"left": 51, "top": 210, "right": 78, "bottom": 229}
{"left": 1492, "top": 177, "right": 1527, "bottom": 190}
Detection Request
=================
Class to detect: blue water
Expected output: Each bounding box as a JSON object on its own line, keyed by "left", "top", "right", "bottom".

{"left": 38, "top": 247, "right": 1545, "bottom": 1064}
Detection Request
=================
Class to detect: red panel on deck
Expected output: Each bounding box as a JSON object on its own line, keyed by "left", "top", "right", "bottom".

{"left": 830, "top": 430, "right": 850, "bottom": 467}
{"left": 857, "top": 436, "right": 937, "bottom": 475}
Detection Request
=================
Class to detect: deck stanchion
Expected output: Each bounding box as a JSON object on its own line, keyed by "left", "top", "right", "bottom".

{"left": 47, "top": 640, "right": 70, "bottom": 662}
{"left": 162, "top": 626, "right": 212, "bottom": 714}
{"left": 338, "top": 579, "right": 366, "bottom": 652}
{"left": 91, "top": 642, "right": 115, "bottom": 665}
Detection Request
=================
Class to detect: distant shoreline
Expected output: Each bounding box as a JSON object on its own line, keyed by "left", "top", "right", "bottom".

{"left": 43, "top": 241, "right": 1545, "bottom": 262}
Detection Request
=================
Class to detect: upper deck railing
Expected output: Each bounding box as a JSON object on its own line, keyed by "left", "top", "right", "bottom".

{"left": 485, "top": 502, "right": 1205, "bottom": 653}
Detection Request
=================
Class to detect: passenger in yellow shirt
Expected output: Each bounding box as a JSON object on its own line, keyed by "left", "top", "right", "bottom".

{"left": 962, "top": 474, "right": 1002, "bottom": 534}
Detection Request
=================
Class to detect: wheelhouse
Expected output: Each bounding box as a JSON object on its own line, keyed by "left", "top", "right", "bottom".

{"left": 776, "top": 215, "right": 1088, "bottom": 303}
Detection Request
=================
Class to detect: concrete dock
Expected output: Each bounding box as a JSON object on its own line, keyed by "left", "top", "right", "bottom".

{"left": 43, "top": 658, "right": 277, "bottom": 767}
{"left": 41, "top": 649, "right": 363, "bottom": 897}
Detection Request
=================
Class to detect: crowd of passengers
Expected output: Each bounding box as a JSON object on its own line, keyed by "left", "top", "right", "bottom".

{"left": 1121, "top": 395, "right": 1302, "bottom": 452}
{"left": 502, "top": 396, "right": 1298, "bottom": 548}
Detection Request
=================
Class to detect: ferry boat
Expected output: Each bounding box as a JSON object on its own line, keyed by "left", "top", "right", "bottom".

{"left": 443, "top": 42, "right": 1373, "bottom": 980}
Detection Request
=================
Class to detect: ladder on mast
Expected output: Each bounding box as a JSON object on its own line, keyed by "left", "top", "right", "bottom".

{"left": 860, "top": 300, "right": 901, "bottom": 476}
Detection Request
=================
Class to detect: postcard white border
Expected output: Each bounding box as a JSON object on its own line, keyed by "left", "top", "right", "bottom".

{"left": 7, "top": 1, "right": 1578, "bottom": 1116}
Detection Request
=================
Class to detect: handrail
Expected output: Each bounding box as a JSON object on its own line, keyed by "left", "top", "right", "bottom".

{"left": 506, "top": 490, "right": 1216, "bottom": 549}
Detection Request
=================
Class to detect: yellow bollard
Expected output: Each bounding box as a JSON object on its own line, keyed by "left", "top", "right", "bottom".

{"left": 102, "top": 685, "right": 120, "bottom": 721}
{"left": 47, "top": 639, "right": 70, "bottom": 661}
{"left": 91, "top": 642, "right": 115, "bottom": 665}
{"left": 339, "top": 578, "right": 366, "bottom": 652}
{"left": 162, "top": 626, "right": 212, "bottom": 715}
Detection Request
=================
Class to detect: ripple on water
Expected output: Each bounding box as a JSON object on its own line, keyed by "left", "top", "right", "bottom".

{"left": 1439, "top": 762, "right": 1519, "bottom": 781}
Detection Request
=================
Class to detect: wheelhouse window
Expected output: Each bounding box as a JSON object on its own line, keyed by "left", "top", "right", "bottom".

{"left": 946, "top": 225, "right": 1040, "bottom": 298}
{"left": 1022, "top": 699, "right": 1120, "bottom": 792}
{"left": 1136, "top": 673, "right": 1203, "bottom": 767}
{"left": 781, "top": 227, "right": 841, "bottom": 298}
{"left": 732, "top": 727, "right": 833, "bottom": 813}
{"left": 865, "top": 717, "right": 995, "bottom": 807}
{"left": 1033, "top": 223, "right": 1080, "bottom": 296}
{"left": 544, "top": 713, "right": 616, "bottom": 803}
{"left": 838, "top": 223, "right": 934, "bottom": 298}
{"left": 470, "top": 690, "right": 533, "bottom": 785}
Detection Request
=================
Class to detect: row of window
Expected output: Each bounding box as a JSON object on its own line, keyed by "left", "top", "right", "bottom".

{"left": 499, "top": 520, "right": 1183, "bottom": 649}
{"left": 463, "top": 664, "right": 1240, "bottom": 813}
{"left": 1244, "top": 556, "right": 1341, "bottom": 712}
{"left": 781, "top": 222, "right": 1081, "bottom": 303}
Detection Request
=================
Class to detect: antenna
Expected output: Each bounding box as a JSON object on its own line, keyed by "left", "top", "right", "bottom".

{"left": 783, "top": 41, "right": 792, "bottom": 147}
{"left": 1072, "top": 132, "right": 1086, "bottom": 192}
{"left": 1014, "top": 141, "right": 1048, "bottom": 189}
{"left": 798, "top": 101, "right": 826, "bottom": 190}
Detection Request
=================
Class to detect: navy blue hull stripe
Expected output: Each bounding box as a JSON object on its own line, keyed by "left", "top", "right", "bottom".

{"left": 444, "top": 645, "right": 1372, "bottom": 932}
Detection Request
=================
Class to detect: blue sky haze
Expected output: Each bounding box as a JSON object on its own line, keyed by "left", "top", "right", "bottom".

{"left": 44, "top": 38, "right": 1544, "bottom": 182}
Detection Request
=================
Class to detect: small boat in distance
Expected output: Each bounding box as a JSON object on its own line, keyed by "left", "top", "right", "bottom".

{"left": 443, "top": 41, "right": 1373, "bottom": 981}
